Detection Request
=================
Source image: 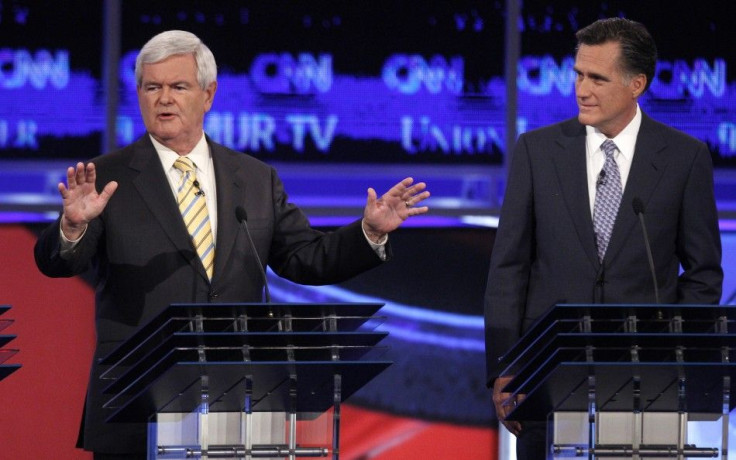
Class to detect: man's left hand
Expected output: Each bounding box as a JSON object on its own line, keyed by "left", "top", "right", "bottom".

{"left": 362, "top": 177, "right": 430, "bottom": 242}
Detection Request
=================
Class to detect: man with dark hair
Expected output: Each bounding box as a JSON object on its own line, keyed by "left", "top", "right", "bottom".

{"left": 484, "top": 17, "right": 722, "bottom": 460}
{"left": 35, "top": 30, "right": 430, "bottom": 459}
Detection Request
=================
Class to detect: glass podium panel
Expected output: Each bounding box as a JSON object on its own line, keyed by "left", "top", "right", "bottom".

{"left": 499, "top": 305, "right": 735, "bottom": 459}
{"left": 99, "top": 303, "right": 391, "bottom": 460}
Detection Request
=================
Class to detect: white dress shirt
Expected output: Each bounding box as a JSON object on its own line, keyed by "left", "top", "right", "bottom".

{"left": 151, "top": 134, "right": 218, "bottom": 239}
{"left": 586, "top": 105, "right": 642, "bottom": 217}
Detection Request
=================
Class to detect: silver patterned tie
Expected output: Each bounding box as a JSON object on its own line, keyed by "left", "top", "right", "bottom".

{"left": 593, "top": 139, "right": 622, "bottom": 262}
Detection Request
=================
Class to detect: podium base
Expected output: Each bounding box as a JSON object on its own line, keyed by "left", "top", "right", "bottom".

{"left": 550, "top": 412, "right": 723, "bottom": 460}
{"left": 149, "top": 411, "right": 333, "bottom": 460}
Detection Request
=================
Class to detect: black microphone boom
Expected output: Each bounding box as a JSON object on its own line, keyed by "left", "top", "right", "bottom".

{"left": 235, "top": 206, "right": 271, "bottom": 303}
{"left": 632, "top": 197, "right": 660, "bottom": 304}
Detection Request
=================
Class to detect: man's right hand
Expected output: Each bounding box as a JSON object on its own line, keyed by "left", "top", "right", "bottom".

{"left": 493, "top": 375, "right": 525, "bottom": 436}
{"left": 59, "top": 162, "right": 118, "bottom": 240}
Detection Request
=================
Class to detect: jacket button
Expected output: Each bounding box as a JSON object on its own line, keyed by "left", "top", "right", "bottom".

{"left": 209, "top": 292, "right": 219, "bottom": 301}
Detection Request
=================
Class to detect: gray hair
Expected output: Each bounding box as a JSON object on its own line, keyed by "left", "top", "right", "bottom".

{"left": 135, "top": 30, "right": 217, "bottom": 89}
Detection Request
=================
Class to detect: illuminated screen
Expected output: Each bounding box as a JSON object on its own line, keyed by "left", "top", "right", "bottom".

{"left": 0, "top": 1, "right": 104, "bottom": 159}
{"left": 518, "top": 1, "right": 736, "bottom": 168}
{"left": 1, "top": 2, "right": 734, "bottom": 168}
{"left": 117, "top": 1, "right": 506, "bottom": 164}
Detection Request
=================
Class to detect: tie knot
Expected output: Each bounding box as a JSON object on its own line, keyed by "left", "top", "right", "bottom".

{"left": 601, "top": 139, "right": 617, "bottom": 158}
{"left": 173, "top": 157, "right": 195, "bottom": 174}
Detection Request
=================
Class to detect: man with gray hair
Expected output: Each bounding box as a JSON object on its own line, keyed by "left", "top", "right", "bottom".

{"left": 35, "top": 30, "right": 430, "bottom": 459}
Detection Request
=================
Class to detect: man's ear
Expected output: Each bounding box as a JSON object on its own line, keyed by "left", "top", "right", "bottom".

{"left": 630, "top": 74, "right": 646, "bottom": 98}
{"left": 204, "top": 81, "right": 218, "bottom": 112}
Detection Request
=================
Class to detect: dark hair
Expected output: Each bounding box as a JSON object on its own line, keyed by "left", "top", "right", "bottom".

{"left": 575, "top": 18, "right": 657, "bottom": 91}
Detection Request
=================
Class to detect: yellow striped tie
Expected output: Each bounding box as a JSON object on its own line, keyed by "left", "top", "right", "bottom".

{"left": 173, "top": 157, "right": 215, "bottom": 280}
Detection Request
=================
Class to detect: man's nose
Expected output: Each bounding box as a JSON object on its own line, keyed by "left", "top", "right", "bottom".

{"left": 159, "top": 87, "right": 173, "bottom": 104}
{"left": 576, "top": 78, "right": 592, "bottom": 97}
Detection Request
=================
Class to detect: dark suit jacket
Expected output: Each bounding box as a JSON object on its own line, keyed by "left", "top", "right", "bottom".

{"left": 484, "top": 113, "right": 723, "bottom": 383}
{"left": 34, "top": 135, "right": 389, "bottom": 454}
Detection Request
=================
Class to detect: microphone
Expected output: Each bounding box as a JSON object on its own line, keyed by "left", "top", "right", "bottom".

{"left": 193, "top": 180, "right": 205, "bottom": 197}
{"left": 592, "top": 168, "right": 608, "bottom": 303}
{"left": 632, "top": 198, "right": 660, "bottom": 304}
{"left": 235, "top": 206, "right": 271, "bottom": 303}
{"left": 596, "top": 170, "right": 607, "bottom": 187}
{"left": 592, "top": 263, "right": 605, "bottom": 304}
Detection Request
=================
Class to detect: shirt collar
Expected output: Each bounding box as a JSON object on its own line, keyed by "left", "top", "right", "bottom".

{"left": 150, "top": 133, "right": 210, "bottom": 174}
{"left": 585, "top": 104, "right": 641, "bottom": 161}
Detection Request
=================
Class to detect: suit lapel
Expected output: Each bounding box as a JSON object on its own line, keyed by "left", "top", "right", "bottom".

{"left": 209, "top": 140, "right": 246, "bottom": 285}
{"left": 553, "top": 120, "right": 600, "bottom": 269}
{"left": 128, "top": 136, "right": 211, "bottom": 282}
{"left": 605, "top": 114, "right": 668, "bottom": 263}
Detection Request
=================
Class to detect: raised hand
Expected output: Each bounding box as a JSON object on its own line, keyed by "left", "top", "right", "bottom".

{"left": 58, "top": 162, "right": 118, "bottom": 240}
{"left": 362, "top": 177, "right": 429, "bottom": 242}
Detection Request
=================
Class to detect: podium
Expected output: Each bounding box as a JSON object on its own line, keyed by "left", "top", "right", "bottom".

{"left": 497, "top": 304, "right": 736, "bottom": 459}
{"left": 99, "top": 302, "right": 391, "bottom": 459}
{"left": 0, "top": 305, "right": 20, "bottom": 383}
